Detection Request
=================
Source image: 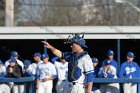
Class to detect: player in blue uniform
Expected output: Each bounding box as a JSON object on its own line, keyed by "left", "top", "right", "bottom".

{"left": 91, "top": 57, "right": 100, "bottom": 93}
{"left": 99, "top": 60, "right": 119, "bottom": 93}
{"left": 102, "top": 50, "right": 118, "bottom": 74}
{"left": 42, "top": 34, "right": 94, "bottom": 93}
{"left": 120, "top": 52, "right": 140, "bottom": 93}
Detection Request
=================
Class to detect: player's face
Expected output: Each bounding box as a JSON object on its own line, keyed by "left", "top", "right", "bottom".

{"left": 70, "top": 43, "right": 81, "bottom": 52}
{"left": 12, "top": 56, "right": 18, "bottom": 59}
{"left": 43, "top": 58, "right": 49, "bottom": 63}
{"left": 10, "top": 62, "right": 16, "bottom": 66}
{"left": 127, "top": 56, "right": 134, "bottom": 62}
{"left": 93, "top": 63, "right": 98, "bottom": 67}
{"left": 34, "top": 56, "right": 40, "bottom": 61}
{"left": 108, "top": 56, "right": 113, "bottom": 60}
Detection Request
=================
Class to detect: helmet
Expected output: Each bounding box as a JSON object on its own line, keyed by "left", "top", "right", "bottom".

{"left": 64, "top": 34, "right": 88, "bottom": 48}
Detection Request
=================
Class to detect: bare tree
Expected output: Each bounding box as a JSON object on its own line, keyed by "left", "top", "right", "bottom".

{"left": 17, "top": 0, "right": 140, "bottom": 26}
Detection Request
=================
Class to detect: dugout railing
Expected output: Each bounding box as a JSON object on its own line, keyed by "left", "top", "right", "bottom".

{"left": 0, "top": 77, "right": 140, "bottom": 93}
{"left": 0, "top": 76, "right": 36, "bottom": 93}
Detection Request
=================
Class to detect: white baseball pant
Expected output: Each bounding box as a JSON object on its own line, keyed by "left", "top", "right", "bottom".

{"left": 13, "top": 84, "right": 25, "bottom": 93}
{"left": 0, "top": 84, "right": 11, "bottom": 93}
{"left": 92, "top": 89, "right": 101, "bottom": 93}
{"left": 37, "top": 80, "right": 53, "bottom": 93}
{"left": 123, "top": 83, "right": 137, "bottom": 93}
{"left": 68, "top": 83, "right": 85, "bottom": 93}
{"left": 56, "top": 80, "right": 69, "bottom": 93}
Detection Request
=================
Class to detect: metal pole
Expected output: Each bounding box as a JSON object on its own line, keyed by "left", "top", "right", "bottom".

{"left": 117, "top": 39, "right": 120, "bottom": 93}
{"left": 117, "top": 39, "right": 120, "bottom": 73}
{"left": 6, "top": 0, "right": 14, "bottom": 26}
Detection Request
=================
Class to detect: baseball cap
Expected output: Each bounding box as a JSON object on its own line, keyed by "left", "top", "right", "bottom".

{"left": 104, "top": 60, "right": 111, "bottom": 66}
{"left": 92, "top": 57, "right": 99, "bottom": 63}
{"left": 24, "top": 60, "right": 31, "bottom": 69}
{"left": 107, "top": 50, "right": 114, "bottom": 56}
{"left": 127, "top": 52, "right": 135, "bottom": 58}
{"left": 11, "top": 51, "right": 18, "bottom": 57}
{"left": 9, "top": 58, "right": 17, "bottom": 63}
{"left": 34, "top": 52, "right": 41, "bottom": 57}
{"left": 42, "top": 53, "right": 49, "bottom": 59}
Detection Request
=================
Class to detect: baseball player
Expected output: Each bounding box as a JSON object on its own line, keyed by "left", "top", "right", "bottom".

{"left": 23, "top": 60, "right": 34, "bottom": 93}
{"left": 120, "top": 52, "right": 140, "bottom": 93}
{"left": 6, "top": 58, "right": 24, "bottom": 93}
{"left": 23, "top": 60, "right": 34, "bottom": 76}
{"left": 30, "top": 52, "right": 44, "bottom": 75}
{"left": 91, "top": 57, "right": 100, "bottom": 93}
{"left": 36, "top": 53, "right": 57, "bottom": 93}
{"left": 42, "top": 34, "right": 94, "bottom": 93}
{"left": 98, "top": 60, "right": 119, "bottom": 93}
{"left": 102, "top": 50, "right": 118, "bottom": 74}
{"left": 51, "top": 56, "right": 69, "bottom": 93}
{"left": 0, "top": 60, "right": 10, "bottom": 93}
{"left": 5, "top": 51, "right": 24, "bottom": 70}
{"left": 34, "top": 52, "right": 43, "bottom": 65}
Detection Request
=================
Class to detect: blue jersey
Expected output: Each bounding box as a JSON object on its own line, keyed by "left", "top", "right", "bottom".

{"left": 62, "top": 51, "right": 94, "bottom": 83}
{"left": 102, "top": 59, "right": 118, "bottom": 73}
{"left": 119, "top": 61, "right": 140, "bottom": 78}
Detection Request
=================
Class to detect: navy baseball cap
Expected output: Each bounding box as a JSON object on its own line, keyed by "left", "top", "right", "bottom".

{"left": 9, "top": 58, "right": 16, "bottom": 63}
{"left": 104, "top": 60, "right": 111, "bottom": 66}
{"left": 92, "top": 57, "right": 99, "bottom": 63}
{"left": 42, "top": 53, "right": 49, "bottom": 59}
{"left": 107, "top": 50, "right": 114, "bottom": 56}
{"left": 34, "top": 52, "right": 41, "bottom": 57}
{"left": 11, "top": 51, "right": 18, "bottom": 57}
{"left": 127, "top": 52, "right": 135, "bottom": 58}
{"left": 24, "top": 60, "right": 31, "bottom": 69}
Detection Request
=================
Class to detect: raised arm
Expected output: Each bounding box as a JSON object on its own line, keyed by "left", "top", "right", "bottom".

{"left": 42, "top": 41, "right": 62, "bottom": 58}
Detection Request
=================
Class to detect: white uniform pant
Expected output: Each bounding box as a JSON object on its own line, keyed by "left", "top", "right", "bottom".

{"left": 0, "top": 84, "right": 10, "bottom": 93}
{"left": 37, "top": 80, "right": 53, "bottom": 93}
{"left": 123, "top": 83, "right": 137, "bottom": 93}
{"left": 68, "top": 83, "right": 85, "bottom": 93}
{"left": 92, "top": 89, "right": 101, "bottom": 93}
{"left": 56, "top": 80, "right": 69, "bottom": 93}
{"left": 100, "top": 83, "right": 119, "bottom": 93}
{"left": 13, "top": 84, "right": 25, "bottom": 93}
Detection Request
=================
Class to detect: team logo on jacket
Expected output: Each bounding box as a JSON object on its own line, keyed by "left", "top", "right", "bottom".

{"left": 125, "top": 67, "right": 136, "bottom": 74}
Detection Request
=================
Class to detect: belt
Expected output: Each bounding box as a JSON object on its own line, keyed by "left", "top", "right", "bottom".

{"left": 59, "top": 80, "right": 67, "bottom": 82}
{"left": 39, "top": 79, "right": 45, "bottom": 82}
{"left": 69, "top": 82, "right": 84, "bottom": 85}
